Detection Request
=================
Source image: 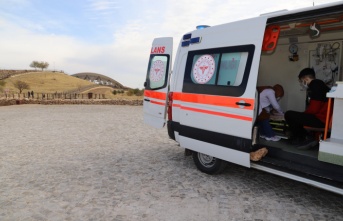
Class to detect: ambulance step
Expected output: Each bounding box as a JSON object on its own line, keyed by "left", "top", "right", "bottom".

{"left": 259, "top": 150, "right": 343, "bottom": 183}
{"left": 255, "top": 157, "right": 343, "bottom": 190}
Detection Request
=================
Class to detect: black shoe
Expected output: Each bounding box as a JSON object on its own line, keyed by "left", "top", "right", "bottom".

{"left": 296, "top": 138, "right": 318, "bottom": 150}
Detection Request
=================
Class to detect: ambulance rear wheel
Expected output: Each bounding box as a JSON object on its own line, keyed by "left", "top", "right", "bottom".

{"left": 192, "top": 152, "right": 227, "bottom": 174}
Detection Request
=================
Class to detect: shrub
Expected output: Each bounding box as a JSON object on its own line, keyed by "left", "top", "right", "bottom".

{"left": 0, "top": 80, "right": 6, "bottom": 92}
{"left": 126, "top": 88, "right": 144, "bottom": 96}
{"left": 126, "top": 90, "right": 134, "bottom": 96}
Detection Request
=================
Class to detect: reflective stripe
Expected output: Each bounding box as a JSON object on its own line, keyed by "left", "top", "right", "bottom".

{"left": 181, "top": 106, "right": 252, "bottom": 121}
{"left": 145, "top": 90, "right": 254, "bottom": 121}
{"left": 144, "top": 90, "right": 167, "bottom": 100}
{"left": 151, "top": 100, "right": 165, "bottom": 106}
{"left": 173, "top": 92, "right": 254, "bottom": 110}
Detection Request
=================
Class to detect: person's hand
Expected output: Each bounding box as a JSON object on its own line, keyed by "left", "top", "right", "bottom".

{"left": 273, "top": 112, "right": 284, "bottom": 116}
{"left": 271, "top": 109, "right": 282, "bottom": 115}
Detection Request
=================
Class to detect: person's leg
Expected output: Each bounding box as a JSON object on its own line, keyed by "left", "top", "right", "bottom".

{"left": 258, "top": 119, "right": 275, "bottom": 138}
{"left": 258, "top": 119, "right": 280, "bottom": 141}
{"left": 258, "top": 121, "right": 265, "bottom": 137}
{"left": 285, "top": 110, "right": 324, "bottom": 148}
{"left": 298, "top": 113, "right": 325, "bottom": 143}
{"left": 301, "top": 115, "right": 325, "bottom": 128}
{"left": 284, "top": 110, "right": 307, "bottom": 140}
{"left": 285, "top": 111, "right": 325, "bottom": 135}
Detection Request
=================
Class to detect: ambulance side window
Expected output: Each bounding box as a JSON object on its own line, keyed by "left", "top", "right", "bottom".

{"left": 183, "top": 45, "right": 254, "bottom": 97}
{"left": 217, "top": 52, "right": 248, "bottom": 86}
{"left": 190, "top": 54, "right": 220, "bottom": 85}
{"left": 146, "top": 55, "right": 170, "bottom": 90}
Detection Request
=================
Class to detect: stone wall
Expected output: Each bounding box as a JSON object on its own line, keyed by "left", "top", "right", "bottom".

{"left": 0, "top": 99, "right": 143, "bottom": 106}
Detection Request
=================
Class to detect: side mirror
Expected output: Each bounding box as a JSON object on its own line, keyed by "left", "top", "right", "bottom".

{"left": 144, "top": 81, "right": 147, "bottom": 87}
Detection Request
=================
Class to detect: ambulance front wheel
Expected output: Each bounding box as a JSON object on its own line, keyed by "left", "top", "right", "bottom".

{"left": 192, "top": 152, "right": 227, "bottom": 174}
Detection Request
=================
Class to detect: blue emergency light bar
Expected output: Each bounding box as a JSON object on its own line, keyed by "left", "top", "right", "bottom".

{"left": 181, "top": 37, "right": 202, "bottom": 47}
{"left": 181, "top": 29, "right": 204, "bottom": 47}
{"left": 196, "top": 25, "right": 210, "bottom": 30}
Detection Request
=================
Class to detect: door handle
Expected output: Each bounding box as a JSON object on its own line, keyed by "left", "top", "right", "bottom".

{"left": 235, "top": 102, "right": 251, "bottom": 107}
{"left": 144, "top": 98, "right": 150, "bottom": 102}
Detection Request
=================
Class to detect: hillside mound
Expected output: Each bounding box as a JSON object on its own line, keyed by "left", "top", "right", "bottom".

{"left": 3, "top": 71, "right": 95, "bottom": 94}
{"left": 82, "top": 86, "right": 117, "bottom": 99}
{"left": 72, "top": 72, "right": 126, "bottom": 89}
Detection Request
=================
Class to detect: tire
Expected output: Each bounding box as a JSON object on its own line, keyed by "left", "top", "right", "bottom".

{"left": 192, "top": 151, "right": 227, "bottom": 174}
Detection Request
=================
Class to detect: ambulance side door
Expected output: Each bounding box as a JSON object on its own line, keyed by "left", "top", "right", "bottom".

{"left": 143, "top": 37, "right": 173, "bottom": 128}
{"left": 177, "top": 17, "right": 268, "bottom": 167}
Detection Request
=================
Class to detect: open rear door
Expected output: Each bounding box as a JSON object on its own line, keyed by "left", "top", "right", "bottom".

{"left": 143, "top": 37, "right": 173, "bottom": 128}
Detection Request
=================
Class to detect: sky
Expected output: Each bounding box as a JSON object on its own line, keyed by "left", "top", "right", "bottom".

{"left": 0, "top": 0, "right": 341, "bottom": 88}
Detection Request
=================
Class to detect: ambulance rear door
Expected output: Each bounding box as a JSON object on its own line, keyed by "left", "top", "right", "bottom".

{"left": 143, "top": 37, "right": 173, "bottom": 128}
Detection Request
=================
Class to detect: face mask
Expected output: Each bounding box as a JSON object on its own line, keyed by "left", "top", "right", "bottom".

{"left": 301, "top": 81, "right": 308, "bottom": 90}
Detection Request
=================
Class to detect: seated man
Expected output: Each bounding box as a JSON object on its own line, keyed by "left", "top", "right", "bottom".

{"left": 285, "top": 68, "right": 330, "bottom": 149}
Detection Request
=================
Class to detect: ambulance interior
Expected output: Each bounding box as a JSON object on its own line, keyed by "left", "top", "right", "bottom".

{"left": 255, "top": 13, "right": 343, "bottom": 170}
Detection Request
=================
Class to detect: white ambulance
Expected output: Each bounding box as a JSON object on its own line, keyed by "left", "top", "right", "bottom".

{"left": 143, "top": 2, "right": 343, "bottom": 195}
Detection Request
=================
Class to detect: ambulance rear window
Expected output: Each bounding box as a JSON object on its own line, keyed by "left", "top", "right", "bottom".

{"left": 183, "top": 45, "right": 254, "bottom": 97}
{"left": 146, "top": 55, "right": 170, "bottom": 90}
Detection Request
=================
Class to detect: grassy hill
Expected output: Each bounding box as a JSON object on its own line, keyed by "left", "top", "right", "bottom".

{"left": 3, "top": 71, "right": 94, "bottom": 93}
{"left": 82, "top": 86, "right": 120, "bottom": 99}
{"left": 2, "top": 71, "right": 142, "bottom": 100}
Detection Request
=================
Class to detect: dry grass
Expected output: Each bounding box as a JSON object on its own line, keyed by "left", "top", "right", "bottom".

{"left": 4, "top": 71, "right": 94, "bottom": 93}
{"left": 83, "top": 86, "right": 143, "bottom": 100}
{"left": 2, "top": 71, "right": 143, "bottom": 100}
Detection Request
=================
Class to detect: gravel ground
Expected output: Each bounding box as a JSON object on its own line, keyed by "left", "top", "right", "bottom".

{"left": 0, "top": 105, "right": 342, "bottom": 221}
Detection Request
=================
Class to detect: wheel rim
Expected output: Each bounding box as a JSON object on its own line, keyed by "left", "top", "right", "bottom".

{"left": 198, "top": 153, "right": 216, "bottom": 168}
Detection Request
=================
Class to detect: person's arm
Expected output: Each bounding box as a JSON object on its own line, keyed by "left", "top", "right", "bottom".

{"left": 309, "top": 80, "right": 329, "bottom": 101}
{"left": 266, "top": 90, "right": 283, "bottom": 114}
{"left": 305, "top": 80, "right": 329, "bottom": 114}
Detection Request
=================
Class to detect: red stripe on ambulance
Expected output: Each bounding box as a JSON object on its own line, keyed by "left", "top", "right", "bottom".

{"left": 172, "top": 92, "right": 254, "bottom": 110}
{"left": 144, "top": 90, "right": 167, "bottom": 100}
{"left": 180, "top": 106, "right": 252, "bottom": 122}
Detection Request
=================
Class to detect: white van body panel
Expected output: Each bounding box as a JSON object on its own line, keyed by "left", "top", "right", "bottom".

{"left": 179, "top": 105, "right": 253, "bottom": 139}
{"left": 180, "top": 136, "right": 250, "bottom": 167}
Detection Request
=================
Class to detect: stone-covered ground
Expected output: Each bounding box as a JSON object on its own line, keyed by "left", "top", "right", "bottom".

{"left": 0, "top": 105, "right": 342, "bottom": 221}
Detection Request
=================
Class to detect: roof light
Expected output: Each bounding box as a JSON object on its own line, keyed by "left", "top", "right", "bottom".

{"left": 196, "top": 25, "right": 210, "bottom": 30}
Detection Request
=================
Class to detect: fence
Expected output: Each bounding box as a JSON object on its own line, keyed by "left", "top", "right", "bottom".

{"left": 0, "top": 92, "right": 106, "bottom": 100}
